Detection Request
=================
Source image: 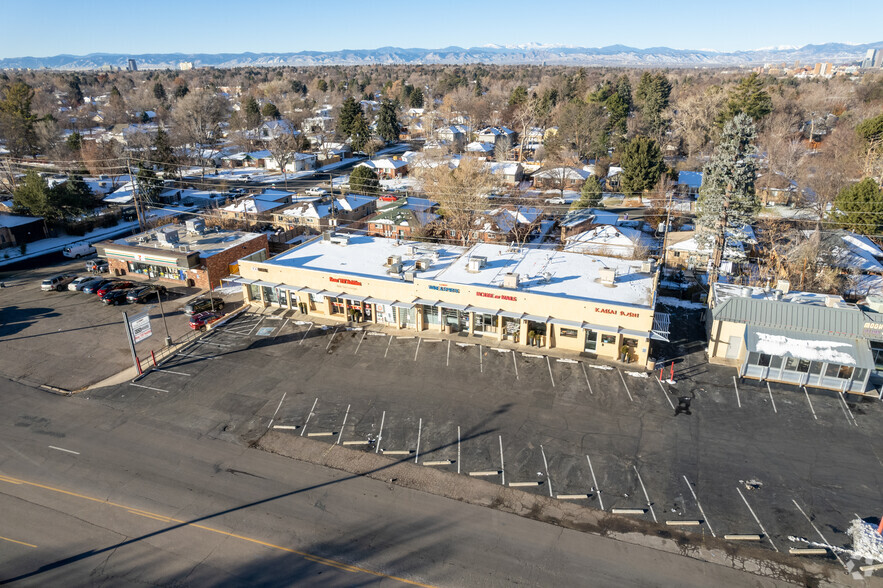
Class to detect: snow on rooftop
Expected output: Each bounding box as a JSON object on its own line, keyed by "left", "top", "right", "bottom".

{"left": 755, "top": 332, "right": 855, "bottom": 365}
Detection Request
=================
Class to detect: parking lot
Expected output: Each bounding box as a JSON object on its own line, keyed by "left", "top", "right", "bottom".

{"left": 0, "top": 257, "right": 242, "bottom": 391}
{"left": 88, "top": 307, "right": 883, "bottom": 567}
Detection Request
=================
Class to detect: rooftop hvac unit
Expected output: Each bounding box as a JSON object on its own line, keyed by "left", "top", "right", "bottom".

{"left": 599, "top": 268, "right": 616, "bottom": 285}
{"left": 772, "top": 289, "right": 783, "bottom": 301}
{"left": 740, "top": 286, "right": 752, "bottom": 298}
{"left": 503, "top": 272, "right": 520, "bottom": 289}
{"left": 416, "top": 258, "right": 431, "bottom": 271}
{"left": 186, "top": 219, "right": 206, "bottom": 234}
{"left": 387, "top": 254, "right": 402, "bottom": 267}
{"left": 403, "top": 271, "right": 416, "bottom": 282}
{"left": 466, "top": 256, "right": 487, "bottom": 273}
{"left": 387, "top": 261, "right": 402, "bottom": 274}
{"left": 825, "top": 295, "right": 840, "bottom": 308}
{"left": 179, "top": 244, "right": 190, "bottom": 252}
{"left": 329, "top": 234, "right": 350, "bottom": 246}
{"left": 157, "top": 228, "right": 179, "bottom": 245}
{"left": 641, "top": 260, "right": 654, "bottom": 273}
{"left": 542, "top": 271, "right": 552, "bottom": 283}
{"left": 322, "top": 231, "right": 333, "bottom": 241}
{"left": 407, "top": 245, "right": 418, "bottom": 256}
{"left": 776, "top": 279, "right": 791, "bottom": 294}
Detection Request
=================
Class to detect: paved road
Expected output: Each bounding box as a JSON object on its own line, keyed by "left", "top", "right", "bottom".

{"left": 0, "top": 378, "right": 792, "bottom": 587}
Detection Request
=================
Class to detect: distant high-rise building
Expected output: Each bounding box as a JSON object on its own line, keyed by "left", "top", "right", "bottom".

{"left": 862, "top": 48, "right": 879, "bottom": 68}
{"left": 812, "top": 63, "right": 822, "bottom": 76}
{"left": 875, "top": 50, "right": 883, "bottom": 68}
{"left": 127, "top": 58, "right": 137, "bottom": 71}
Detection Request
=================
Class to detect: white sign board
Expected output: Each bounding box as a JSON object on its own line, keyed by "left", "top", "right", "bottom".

{"left": 129, "top": 312, "right": 153, "bottom": 344}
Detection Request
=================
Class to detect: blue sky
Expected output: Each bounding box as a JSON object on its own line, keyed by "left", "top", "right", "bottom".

{"left": 2, "top": 0, "right": 881, "bottom": 58}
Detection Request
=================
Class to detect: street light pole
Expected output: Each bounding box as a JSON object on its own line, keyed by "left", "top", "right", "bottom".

{"left": 157, "top": 289, "right": 171, "bottom": 346}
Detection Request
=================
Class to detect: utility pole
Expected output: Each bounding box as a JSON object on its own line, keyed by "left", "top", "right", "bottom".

{"left": 660, "top": 187, "right": 674, "bottom": 270}
{"left": 126, "top": 158, "right": 145, "bottom": 232}
{"left": 122, "top": 311, "right": 139, "bottom": 372}
{"left": 157, "top": 289, "right": 172, "bottom": 346}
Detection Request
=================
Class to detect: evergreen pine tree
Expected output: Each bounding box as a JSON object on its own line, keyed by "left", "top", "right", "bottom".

{"left": 408, "top": 89, "right": 424, "bottom": 109}
{"left": 635, "top": 72, "right": 671, "bottom": 138}
{"left": 243, "top": 97, "right": 261, "bottom": 129}
{"left": 0, "top": 81, "right": 39, "bottom": 157}
{"left": 153, "top": 82, "right": 167, "bottom": 102}
{"left": 620, "top": 137, "right": 664, "bottom": 195}
{"left": 571, "top": 176, "right": 603, "bottom": 210}
{"left": 337, "top": 96, "right": 361, "bottom": 137}
{"left": 717, "top": 73, "right": 772, "bottom": 126}
{"left": 350, "top": 113, "right": 371, "bottom": 152}
{"left": 153, "top": 126, "right": 176, "bottom": 174}
{"left": 376, "top": 99, "right": 400, "bottom": 143}
{"left": 833, "top": 178, "right": 883, "bottom": 235}
{"left": 696, "top": 113, "right": 759, "bottom": 284}
{"left": 349, "top": 165, "right": 380, "bottom": 195}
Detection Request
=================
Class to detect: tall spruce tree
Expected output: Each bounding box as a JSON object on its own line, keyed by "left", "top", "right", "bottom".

{"left": 337, "top": 96, "right": 362, "bottom": 138}
{"left": 376, "top": 99, "right": 400, "bottom": 143}
{"left": 0, "top": 81, "right": 39, "bottom": 157}
{"left": 696, "top": 113, "right": 759, "bottom": 285}
{"left": 833, "top": 178, "right": 883, "bottom": 235}
{"left": 243, "top": 97, "right": 261, "bottom": 129}
{"left": 620, "top": 137, "right": 664, "bottom": 195}
{"left": 635, "top": 72, "right": 671, "bottom": 139}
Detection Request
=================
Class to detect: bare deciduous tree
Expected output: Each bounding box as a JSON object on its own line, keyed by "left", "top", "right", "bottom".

{"left": 416, "top": 156, "right": 495, "bottom": 246}
{"left": 171, "top": 89, "right": 229, "bottom": 180}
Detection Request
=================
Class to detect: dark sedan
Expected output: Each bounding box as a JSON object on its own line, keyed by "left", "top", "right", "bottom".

{"left": 82, "top": 279, "right": 114, "bottom": 294}
{"left": 100, "top": 288, "right": 134, "bottom": 305}
{"left": 126, "top": 285, "right": 167, "bottom": 304}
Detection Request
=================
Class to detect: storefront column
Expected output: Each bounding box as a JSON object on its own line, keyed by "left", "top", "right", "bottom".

{"left": 497, "top": 322, "right": 504, "bottom": 342}
{"left": 371, "top": 304, "right": 378, "bottom": 324}
{"left": 438, "top": 314, "right": 445, "bottom": 333}
{"left": 416, "top": 309, "right": 425, "bottom": 332}
{"left": 395, "top": 308, "right": 402, "bottom": 330}
{"left": 547, "top": 323, "right": 554, "bottom": 349}
{"left": 519, "top": 321, "right": 529, "bottom": 346}
{"left": 468, "top": 312, "right": 475, "bottom": 335}
{"left": 324, "top": 297, "right": 333, "bottom": 316}
{"left": 242, "top": 285, "right": 252, "bottom": 303}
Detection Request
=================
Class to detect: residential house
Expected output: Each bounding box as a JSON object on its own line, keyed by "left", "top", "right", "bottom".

{"left": 465, "top": 142, "right": 495, "bottom": 159}
{"left": 476, "top": 126, "right": 516, "bottom": 150}
{"left": 218, "top": 197, "right": 289, "bottom": 221}
{"left": 366, "top": 197, "right": 439, "bottom": 239}
{"left": 563, "top": 225, "right": 652, "bottom": 259}
{"left": 532, "top": 166, "right": 592, "bottom": 191}
{"left": 664, "top": 227, "right": 756, "bottom": 275}
{"left": 757, "top": 172, "right": 798, "bottom": 206}
{"left": 357, "top": 157, "right": 409, "bottom": 179}
{"left": 0, "top": 214, "right": 47, "bottom": 249}
{"left": 273, "top": 194, "right": 377, "bottom": 232}
{"left": 485, "top": 162, "right": 524, "bottom": 186}
{"left": 457, "top": 205, "right": 546, "bottom": 244}
{"left": 605, "top": 167, "right": 623, "bottom": 192}
{"left": 436, "top": 126, "right": 466, "bottom": 150}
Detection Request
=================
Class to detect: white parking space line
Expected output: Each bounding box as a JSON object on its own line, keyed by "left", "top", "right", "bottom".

{"left": 512, "top": 351, "right": 519, "bottom": 379}
{"left": 457, "top": 426, "right": 461, "bottom": 474}
{"left": 766, "top": 383, "right": 778, "bottom": 414}
{"left": 736, "top": 487, "right": 777, "bottom": 552}
{"left": 446, "top": 339, "right": 451, "bottom": 366}
{"left": 836, "top": 392, "right": 859, "bottom": 427}
{"left": 337, "top": 404, "right": 350, "bottom": 445}
{"left": 130, "top": 382, "right": 168, "bottom": 393}
{"left": 499, "top": 435, "right": 506, "bottom": 486}
{"left": 546, "top": 356, "right": 555, "bottom": 387}
{"left": 175, "top": 351, "right": 215, "bottom": 360}
{"left": 792, "top": 499, "right": 845, "bottom": 569}
{"left": 617, "top": 370, "right": 634, "bottom": 402}
{"left": 582, "top": 364, "right": 593, "bottom": 395}
{"left": 375, "top": 410, "right": 385, "bottom": 454}
{"left": 48, "top": 445, "right": 79, "bottom": 455}
{"left": 153, "top": 368, "right": 191, "bottom": 376}
{"left": 267, "top": 392, "right": 287, "bottom": 430}
{"left": 245, "top": 317, "right": 265, "bottom": 337}
{"left": 325, "top": 326, "right": 339, "bottom": 350}
{"left": 802, "top": 386, "right": 818, "bottom": 420}
{"left": 385, "top": 335, "right": 393, "bottom": 358}
{"left": 586, "top": 455, "right": 603, "bottom": 510}
{"left": 414, "top": 337, "right": 421, "bottom": 361}
{"left": 414, "top": 418, "right": 422, "bottom": 463}
{"left": 197, "top": 340, "right": 232, "bottom": 348}
{"left": 683, "top": 475, "right": 715, "bottom": 537}
{"left": 354, "top": 330, "right": 367, "bottom": 355}
{"left": 300, "top": 397, "right": 318, "bottom": 437}
{"left": 733, "top": 376, "right": 742, "bottom": 408}
{"left": 299, "top": 323, "right": 313, "bottom": 344}
{"left": 479, "top": 345, "right": 483, "bottom": 373}
{"left": 540, "top": 445, "right": 553, "bottom": 498}
{"left": 634, "top": 466, "right": 657, "bottom": 523}
{"left": 655, "top": 376, "right": 676, "bottom": 410}
{"left": 273, "top": 318, "right": 289, "bottom": 339}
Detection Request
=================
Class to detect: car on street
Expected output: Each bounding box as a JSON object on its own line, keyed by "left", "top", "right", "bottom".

{"left": 189, "top": 311, "right": 222, "bottom": 330}
{"left": 75, "top": 276, "right": 106, "bottom": 292}
{"left": 544, "top": 196, "right": 566, "bottom": 204}
{"left": 67, "top": 276, "right": 93, "bottom": 291}
{"left": 41, "top": 274, "right": 77, "bottom": 291}
{"left": 84, "top": 260, "right": 109, "bottom": 273}
{"left": 184, "top": 296, "right": 225, "bottom": 315}
{"left": 126, "top": 285, "right": 167, "bottom": 303}
{"left": 82, "top": 278, "right": 114, "bottom": 294}
{"left": 100, "top": 288, "right": 135, "bottom": 305}
{"left": 96, "top": 280, "right": 136, "bottom": 297}
{"left": 305, "top": 187, "right": 327, "bottom": 196}
{"left": 63, "top": 242, "right": 96, "bottom": 259}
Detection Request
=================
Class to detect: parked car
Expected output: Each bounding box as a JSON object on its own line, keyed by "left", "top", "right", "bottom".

{"left": 184, "top": 296, "right": 225, "bottom": 315}
{"left": 189, "top": 311, "right": 222, "bottom": 330}
{"left": 126, "top": 285, "right": 167, "bottom": 304}
{"left": 82, "top": 278, "right": 114, "bottom": 294}
{"left": 84, "top": 260, "right": 109, "bottom": 273}
{"left": 75, "top": 276, "right": 105, "bottom": 292}
{"left": 96, "top": 280, "right": 136, "bottom": 297}
{"left": 63, "top": 242, "right": 96, "bottom": 259}
{"left": 305, "top": 187, "right": 327, "bottom": 196}
{"left": 67, "top": 276, "right": 92, "bottom": 291}
{"left": 100, "top": 288, "right": 135, "bottom": 305}
{"left": 41, "top": 274, "right": 77, "bottom": 291}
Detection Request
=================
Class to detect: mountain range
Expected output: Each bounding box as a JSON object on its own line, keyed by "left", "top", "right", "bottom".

{"left": 1, "top": 42, "right": 881, "bottom": 70}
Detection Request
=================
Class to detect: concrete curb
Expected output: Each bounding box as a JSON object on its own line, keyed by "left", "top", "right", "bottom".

{"left": 258, "top": 431, "right": 842, "bottom": 587}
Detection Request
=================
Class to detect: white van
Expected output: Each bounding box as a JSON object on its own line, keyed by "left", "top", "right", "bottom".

{"left": 63, "top": 242, "right": 96, "bottom": 259}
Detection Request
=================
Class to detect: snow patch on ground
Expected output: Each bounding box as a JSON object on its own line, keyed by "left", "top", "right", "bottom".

{"left": 212, "top": 286, "right": 241, "bottom": 295}
{"left": 657, "top": 296, "right": 706, "bottom": 310}
{"left": 849, "top": 519, "right": 883, "bottom": 563}
{"left": 625, "top": 371, "right": 648, "bottom": 378}
{"left": 588, "top": 365, "right": 614, "bottom": 371}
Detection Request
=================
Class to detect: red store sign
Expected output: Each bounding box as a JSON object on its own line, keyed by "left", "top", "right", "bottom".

{"left": 477, "top": 291, "right": 517, "bottom": 302}
{"left": 330, "top": 277, "right": 362, "bottom": 286}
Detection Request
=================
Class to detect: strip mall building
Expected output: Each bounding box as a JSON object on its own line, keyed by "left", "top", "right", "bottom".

{"left": 233, "top": 234, "right": 669, "bottom": 365}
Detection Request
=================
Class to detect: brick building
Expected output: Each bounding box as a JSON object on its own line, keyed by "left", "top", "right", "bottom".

{"left": 94, "top": 222, "right": 268, "bottom": 290}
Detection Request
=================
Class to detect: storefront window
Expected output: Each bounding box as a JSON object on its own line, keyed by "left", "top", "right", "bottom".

{"left": 784, "top": 357, "right": 810, "bottom": 373}
{"left": 442, "top": 308, "right": 460, "bottom": 330}
{"left": 400, "top": 307, "right": 417, "bottom": 328}
{"left": 769, "top": 355, "right": 783, "bottom": 370}
{"left": 423, "top": 305, "right": 440, "bottom": 325}
{"left": 330, "top": 297, "right": 345, "bottom": 315}
{"left": 377, "top": 304, "right": 396, "bottom": 324}
{"left": 825, "top": 363, "right": 854, "bottom": 379}
{"left": 560, "top": 328, "right": 578, "bottom": 338}
{"left": 128, "top": 261, "right": 182, "bottom": 281}
{"left": 473, "top": 313, "right": 497, "bottom": 333}
{"left": 528, "top": 321, "right": 546, "bottom": 336}
{"left": 263, "top": 286, "right": 279, "bottom": 305}
{"left": 871, "top": 341, "right": 883, "bottom": 370}
{"left": 601, "top": 334, "right": 617, "bottom": 345}
{"left": 854, "top": 367, "right": 867, "bottom": 381}
{"left": 248, "top": 284, "right": 261, "bottom": 301}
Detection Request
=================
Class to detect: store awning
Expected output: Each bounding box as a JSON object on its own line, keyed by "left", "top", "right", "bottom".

{"left": 392, "top": 300, "right": 415, "bottom": 309}
{"left": 581, "top": 322, "right": 619, "bottom": 334}
{"left": 276, "top": 284, "right": 302, "bottom": 293}
{"left": 465, "top": 305, "right": 497, "bottom": 315}
{"left": 252, "top": 281, "right": 280, "bottom": 289}
{"left": 300, "top": 287, "right": 321, "bottom": 295}
{"left": 549, "top": 318, "right": 583, "bottom": 329}
{"left": 650, "top": 312, "right": 671, "bottom": 342}
{"left": 498, "top": 310, "right": 524, "bottom": 320}
{"left": 413, "top": 298, "right": 439, "bottom": 307}
{"left": 523, "top": 314, "right": 550, "bottom": 323}
{"left": 437, "top": 301, "right": 468, "bottom": 312}
{"left": 318, "top": 290, "right": 343, "bottom": 299}
{"left": 340, "top": 293, "right": 368, "bottom": 303}
{"left": 365, "top": 297, "right": 394, "bottom": 306}
{"left": 621, "top": 328, "right": 651, "bottom": 339}
{"left": 746, "top": 326, "right": 873, "bottom": 368}
{"left": 222, "top": 276, "right": 254, "bottom": 286}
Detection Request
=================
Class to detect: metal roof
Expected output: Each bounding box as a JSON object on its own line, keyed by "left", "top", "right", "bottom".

{"left": 712, "top": 297, "right": 865, "bottom": 338}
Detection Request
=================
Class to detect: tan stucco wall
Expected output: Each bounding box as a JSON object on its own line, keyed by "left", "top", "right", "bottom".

{"left": 707, "top": 319, "right": 747, "bottom": 366}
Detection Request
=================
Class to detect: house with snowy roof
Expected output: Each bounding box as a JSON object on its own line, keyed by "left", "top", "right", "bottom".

{"left": 219, "top": 196, "right": 289, "bottom": 220}
{"left": 664, "top": 226, "right": 757, "bottom": 275}
{"left": 272, "top": 195, "right": 377, "bottom": 232}
{"left": 356, "top": 158, "right": 409, "bottom": 179}
{"left": 532, "top": 166, "right": 592, "bottom": 191}
{"left": 465, "top": 142, "right": 495, "bottom": 159}
{"left": 563, "top": 225, "right": 653, "bottom": 259}
{"left": 476, "top": 126, "right": 516, "bottom": 150}
{"left": 366, "top": 197, "right": 439, "bottom": 240}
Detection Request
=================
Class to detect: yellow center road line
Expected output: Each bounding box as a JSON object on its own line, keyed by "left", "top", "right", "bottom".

{"left": 0, "top": 473, "right": 434, "bottom": 587}
{"left": 0, "top": 535, "right": 37, "bottom": 548}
